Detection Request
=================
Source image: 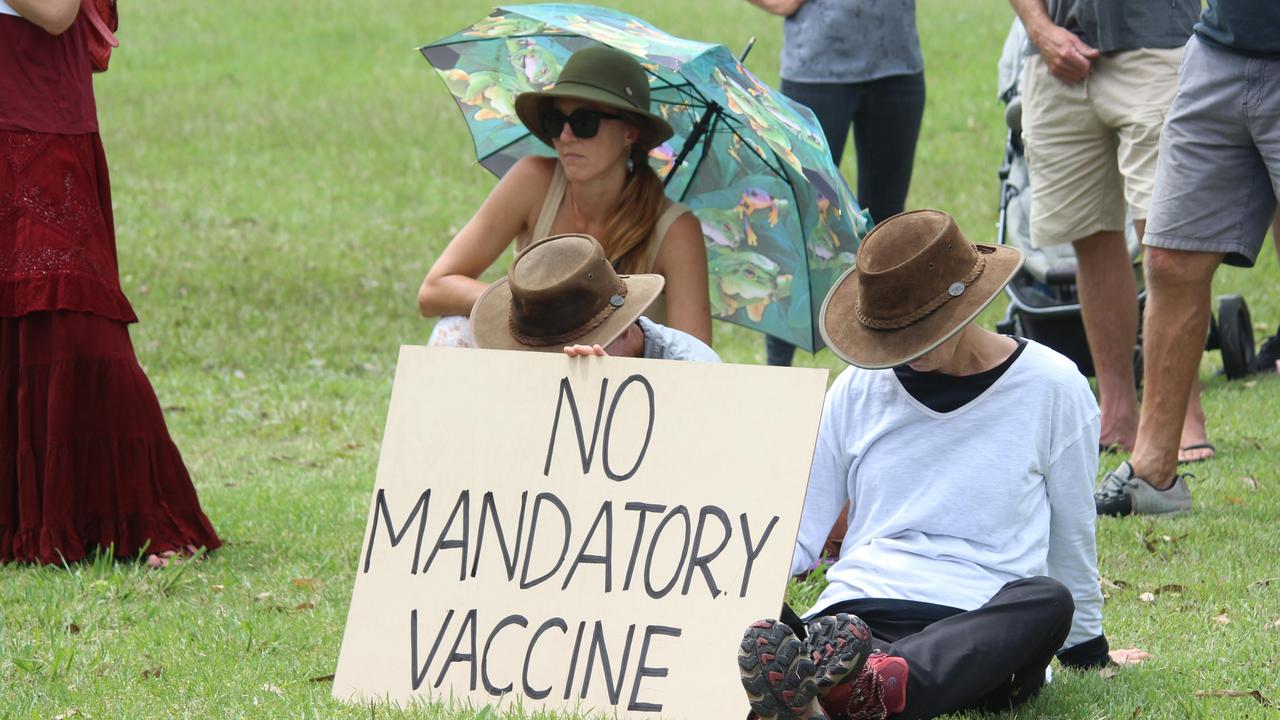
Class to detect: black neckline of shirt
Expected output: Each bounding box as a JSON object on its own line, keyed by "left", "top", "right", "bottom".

{"left": 892, "top": 336, "right": 1029, "bottom": 414}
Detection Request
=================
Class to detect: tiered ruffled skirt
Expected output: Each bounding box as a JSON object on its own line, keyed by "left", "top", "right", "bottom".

{"left": 0, "top": 130, "right": 220, "bottom": 563}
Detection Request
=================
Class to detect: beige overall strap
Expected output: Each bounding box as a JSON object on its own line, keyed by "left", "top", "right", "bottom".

{"left": 644, "top": 200, "right": 692, "bottom": 272}
{"left": 522, "top": 161, "right": 567, "bottom": 252}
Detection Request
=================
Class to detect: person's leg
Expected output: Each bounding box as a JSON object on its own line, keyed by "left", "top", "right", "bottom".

{"left": 781, "top": 80, "right": 856, "bottom": 168}
{"left": 850, "top": 72, "right": 926, "bottom": 222}
{"left": 1021, "top": 53, "right": 1132, "bottom": 442}
{"left": 766, "top": 80, "right": 858, "bottom": 367}
{"left": 1118, "top": 37, "right": 1275, "bottom": 502}
{"left": 765, "top": 335, "right": 799, "bottom": 367}
{"left": 1071, "top": 230, "right": 1140, "bottom": 449}
{"left": 875, "top": 577, "right": 1073, "bottom": 719}
{"left": 1099, "top": 47, "right": 1212, "bottom": 459}
{"left": 1129, "top": 249, "right": 1223, "bottom": 487}
{"left": 1176, "top": 377, "right": 1212, "bottom": 463}
{"left": 427, "top": 315, "right": 473, "bottom": 347}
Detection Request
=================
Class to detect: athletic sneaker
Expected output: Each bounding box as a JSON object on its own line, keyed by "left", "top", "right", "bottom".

{"left": 820, "top": 651, "right": 909, "bottom": 720}
{"left": 804, "top": 614, "right": 874, "bottom": 696}
{"left": 739, "top": 614, "right": 873, "bottom": 720}
{"left": 1094, "top": 461, "right": 1192, "bottom": 516}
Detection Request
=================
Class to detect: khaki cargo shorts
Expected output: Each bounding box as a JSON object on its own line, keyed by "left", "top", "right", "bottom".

{"left": 1021, "top": 47, "right": 1184, "bottom": 248}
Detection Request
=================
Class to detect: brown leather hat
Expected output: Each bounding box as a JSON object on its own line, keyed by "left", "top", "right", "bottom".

{"left": 820, "top": 210, "right": 1023, "bottom": 369}
{"left": 470, "top": 233, "right": 665, "bottom": 352}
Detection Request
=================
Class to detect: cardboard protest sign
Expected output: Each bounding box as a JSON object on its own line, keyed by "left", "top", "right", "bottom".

{"left": 334, "top": 346, "right": 828, "bottom": 717}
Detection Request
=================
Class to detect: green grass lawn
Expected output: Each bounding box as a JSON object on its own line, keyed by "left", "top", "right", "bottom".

{"left": 2, "top": 1, "right": 1278, "bottom": 718}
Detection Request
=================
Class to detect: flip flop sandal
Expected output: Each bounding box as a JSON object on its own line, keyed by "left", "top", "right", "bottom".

{"left": 1178, "top": 443, "right": 1216, "bottom": 464}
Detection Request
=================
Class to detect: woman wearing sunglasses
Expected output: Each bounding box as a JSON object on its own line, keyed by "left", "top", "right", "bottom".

{"left": 417, "top": 46, "right": 712, "bottom": 347}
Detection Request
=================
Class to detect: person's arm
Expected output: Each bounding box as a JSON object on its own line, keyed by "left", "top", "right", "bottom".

{"left": 1008, "top": 0, "right": 1099, "bottom": 84}
{"left": 651, "top": 211, "right": 713, "bottom": 345}
{"left": 417, "top": 156, "right": 548, "bottom": 318}
{"left": 745, "top": 0, "right": 806, "bottom": 17}
{"left": 790, "top": 379, "right": 852, "bottom": 575}
{"left": 1043, "top": 407, "right": 1109, "bottom": 667}
{"left": 8, "top": 0, "right": 79, "bottom": 34}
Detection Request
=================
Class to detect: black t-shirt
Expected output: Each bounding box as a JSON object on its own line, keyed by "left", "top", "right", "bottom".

{"left": 893, "top": 337, "right": 1029, "bottom": 413}
{"left": 1196, "top": 0, "right": 1280, "bottom": 57}
{"left": 1036, "top": 0, "right": 1199, "bottom": 54}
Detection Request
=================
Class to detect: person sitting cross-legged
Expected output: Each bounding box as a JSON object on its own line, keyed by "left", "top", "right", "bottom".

{"left": 738, "top": 210, "right": 1140, "bottom": 720}
{"left": 468, "top": 232, "right": 719, "bottom": 362}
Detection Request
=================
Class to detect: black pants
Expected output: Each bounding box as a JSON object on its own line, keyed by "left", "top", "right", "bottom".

{"left": 765, "top": 72, "right": 926, "bottom": 367}
{"left": 786, "top": 577, "right": 1074, "bottom": 720}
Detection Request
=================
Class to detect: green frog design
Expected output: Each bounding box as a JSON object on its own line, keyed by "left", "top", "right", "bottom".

{"left": 708, "top": 247, "right": 792, "bottom": 322}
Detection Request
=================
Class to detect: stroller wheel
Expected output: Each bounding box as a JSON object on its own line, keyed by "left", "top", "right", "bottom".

{"left": 1217, "top": 294, "right": 1255, "bottom": 380}
{"left": 1204, "top": 312, "right": 1221, "bottom": 351}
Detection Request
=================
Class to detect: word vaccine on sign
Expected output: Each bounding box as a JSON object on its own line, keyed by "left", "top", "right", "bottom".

{"left": 334, "top": 347, "right": 827, "bottom": 717}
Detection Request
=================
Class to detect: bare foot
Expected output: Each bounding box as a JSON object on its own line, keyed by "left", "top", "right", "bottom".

{"left": 1098, "top": 402, "right": 1137, "bottom": 454}
{"left": 1177, "top": 382, "right": 1213, "bottom": 464}
{"left": 1109, "top": 647, "right": 1153, "bottom": 665}
{"left": 145, "top": 545, "right": 202, "bottom": 569}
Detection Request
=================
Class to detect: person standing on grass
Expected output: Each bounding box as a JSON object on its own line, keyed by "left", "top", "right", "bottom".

{"left": 744, "top": 0, "right": 925, "bottom": 369}
{"left": 1009, "top": 0, "right": 1213, "bottom": 468}
{"left": 417, "top": 46, "right": 712, "bottom": 350}
{"left": 745, "top": 0, "right": 925, "bottom": 562}
{"left": 1095, "top": 0, "right": 1280, "bottom": 516}
{"left": 0, "top": 0, "right": 221, "bottom": 565}
{"left": 736, "top": 211, "right": 1141, "bottom": 720}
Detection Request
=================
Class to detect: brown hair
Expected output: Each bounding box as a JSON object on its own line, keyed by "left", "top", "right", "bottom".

{"left": 603, "top": 142, "right": 666, "bottom": 275}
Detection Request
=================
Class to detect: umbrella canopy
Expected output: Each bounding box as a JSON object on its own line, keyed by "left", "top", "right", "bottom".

{"left": 422, "top": 3, "right": 870, "bottom": 351}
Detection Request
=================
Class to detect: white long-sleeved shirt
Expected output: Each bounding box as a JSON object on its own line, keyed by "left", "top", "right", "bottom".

{"left": 791, "top": 340, "right": 1104, "bottom": 650}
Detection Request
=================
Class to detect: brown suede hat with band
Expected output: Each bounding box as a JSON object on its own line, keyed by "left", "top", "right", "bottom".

{"left": 470, "top": 233, "right": 664, "bottom": 352}
{"left": 514, "top": 45, "right": 674, "bottom": 152}
{"left": 820, "top": 210, "right": 1024, "bottom": 369}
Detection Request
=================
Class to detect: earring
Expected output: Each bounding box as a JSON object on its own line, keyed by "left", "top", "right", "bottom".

{"left": 625, "top": 156, "right": 635, "bottom": 173}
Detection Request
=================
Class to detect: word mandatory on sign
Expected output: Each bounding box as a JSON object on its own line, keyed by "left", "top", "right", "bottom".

{"left": 334, "top": 346, "right": 827, "bottom": 717}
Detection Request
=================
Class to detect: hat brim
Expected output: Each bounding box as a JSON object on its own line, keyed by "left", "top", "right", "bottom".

{"left": 515, "top": 82, "right": 674, "bottom": 152}
{"left": 819, "top": 244, "right": 1024, "bottom": 369}
{"left": 469, "top": 273, "right": 665, "bottom": 352}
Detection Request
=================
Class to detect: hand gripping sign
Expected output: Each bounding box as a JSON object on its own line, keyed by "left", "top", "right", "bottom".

{"left": 334, "top": 347, "right": 827, "bottom": 717}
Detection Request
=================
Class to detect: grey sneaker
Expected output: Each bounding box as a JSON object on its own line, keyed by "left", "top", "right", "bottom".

{"left": 1095, "top": 461, "right": 1192, "bottom": 516}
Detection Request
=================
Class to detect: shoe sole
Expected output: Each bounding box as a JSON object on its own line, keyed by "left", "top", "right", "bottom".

{"left": 804, "top": 614, "right": 873, "bottom": 695}
{"left": 739, "top": 619, "right": 819, "bottom": 719}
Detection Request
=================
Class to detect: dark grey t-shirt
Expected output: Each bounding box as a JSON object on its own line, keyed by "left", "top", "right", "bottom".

{"left": 1196, "top": 0, "right": 1280, "bottom": 56}
{"left": 780, "top": 0, "right": 922, "bottom": 83}
{"left": 1032, "top": 0, "right": 1199, "bottom": 54}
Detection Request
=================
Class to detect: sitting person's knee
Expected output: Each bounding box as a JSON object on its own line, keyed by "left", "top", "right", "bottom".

{"left": 1008, "top": 576, "right": 1075, "bottom": 611}
{"left": 1041, "top": 576, "right": 1074, "bottom": 611}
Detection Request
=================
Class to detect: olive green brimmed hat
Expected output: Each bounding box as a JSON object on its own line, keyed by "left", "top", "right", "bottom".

{"left": 514, "top": 45, "right": 674, "bottom": 152}
{"left": 819, "top": 210, "right": 1024, "bottom": 369}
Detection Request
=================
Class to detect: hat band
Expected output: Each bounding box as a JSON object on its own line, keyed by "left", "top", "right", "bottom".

{"left": 855, "top": 255, "right": 987, "bottom": 330}
{"left": 549, "top": 79, "right": 644, "bottom": 114}
{"left": 509, "top": 283, "right": 629, "bottom": 347}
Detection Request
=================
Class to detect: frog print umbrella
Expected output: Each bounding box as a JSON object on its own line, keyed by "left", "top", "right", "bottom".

{"left": 423, "top": 3, "right": 870, "bottom": 351}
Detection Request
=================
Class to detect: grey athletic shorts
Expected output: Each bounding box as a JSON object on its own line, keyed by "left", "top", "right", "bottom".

{"left": 1145, "top": 35, "right": 1280, "bottom": 268}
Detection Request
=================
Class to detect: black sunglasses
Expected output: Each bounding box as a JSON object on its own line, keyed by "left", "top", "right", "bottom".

{"left": 539, "top": 107, "right": 624, "bottom": 140}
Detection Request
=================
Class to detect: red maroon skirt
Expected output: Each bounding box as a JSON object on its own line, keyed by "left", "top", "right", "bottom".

{"left": 1, "top": 130, "right": 220, "bottom": 563}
